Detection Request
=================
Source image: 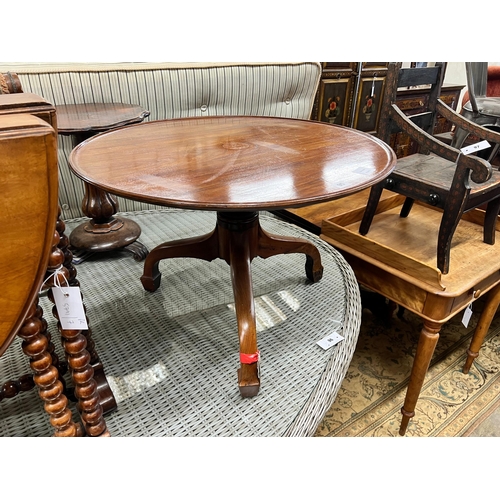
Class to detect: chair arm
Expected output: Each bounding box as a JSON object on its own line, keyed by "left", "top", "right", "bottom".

{"left": 391, "top": 104, "right": 459, "bottom": 161}
{"left": 437, "top": 98, "right": 500, "bottom": 144}
{"left": 391, "top": 103, "right": 492, "bottom": 184}
{"left": 455, "top": 152, "right": 492, "bottom": 185}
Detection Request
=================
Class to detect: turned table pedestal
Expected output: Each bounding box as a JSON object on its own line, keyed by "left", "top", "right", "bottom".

{"left": 57, "top": 103, "right": 150, "bottom": 260}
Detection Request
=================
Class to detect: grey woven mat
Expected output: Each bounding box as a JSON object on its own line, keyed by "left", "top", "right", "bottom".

{"left": 0, "top": 210, "right": 361, "bottom": 436}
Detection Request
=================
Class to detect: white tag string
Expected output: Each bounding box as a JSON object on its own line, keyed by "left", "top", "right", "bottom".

{"left": 42, "top": 265, "right": 70, "bottom": 296}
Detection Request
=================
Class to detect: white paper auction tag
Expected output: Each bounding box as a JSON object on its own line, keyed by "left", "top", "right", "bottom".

{"left": 461, "top": 140, "right": 491, "bottom": 156}
{"left": 317, "top": 320, "right": 344, "bottom": 350}
{"left": 52, "top": 286, "right": 88, "bottom": 330}
{"left": 317, "top": 331, "right": 344, "bottom": 350}
{"left": 316, "top": 318, "right": 344, "bottom": 351}
{"left": 462, "top": 303, "right": 473, "bottom": 328}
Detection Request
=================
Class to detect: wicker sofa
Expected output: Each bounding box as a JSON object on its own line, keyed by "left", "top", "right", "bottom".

{"left": 2, "top": 62, "right": 322, "bottom": 219}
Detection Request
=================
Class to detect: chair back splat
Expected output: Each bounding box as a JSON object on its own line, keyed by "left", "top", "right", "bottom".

{"left": 360, "top": 62, "right": 500, "bottom": 274}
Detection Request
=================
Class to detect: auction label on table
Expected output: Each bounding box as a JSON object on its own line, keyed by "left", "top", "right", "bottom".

{"left": 52, "top": 286, "right": 89, "bottom": 330}
{"left": 462, "top": 303, "right": 473, "bottom": 328}
{"left": 317, "top": 320, "right": 344, "bottom": 350}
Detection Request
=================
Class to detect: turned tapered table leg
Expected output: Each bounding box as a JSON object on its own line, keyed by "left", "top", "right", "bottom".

{"left": 140, "top": 211, "right": 323, "bottom": 397}
{"left": 463, "top": 283, "right": 500, "bottom": 374}
{"left": 399, "top": 319, "right": 441, "bottom": 436}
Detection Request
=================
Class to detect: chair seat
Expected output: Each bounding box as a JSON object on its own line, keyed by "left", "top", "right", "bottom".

{"left": 463, "top": 97, "right": 500, "bottom": 118}
{"left": 394, "top": 153, "right": 500, "bottom": 195}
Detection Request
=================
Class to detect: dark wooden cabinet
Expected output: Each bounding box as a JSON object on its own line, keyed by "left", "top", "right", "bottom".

{"left": 311, "top": 62, "right": 389, "bottom": 134}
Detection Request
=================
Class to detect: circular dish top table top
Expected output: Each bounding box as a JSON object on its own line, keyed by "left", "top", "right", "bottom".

{"left": 56, "top": 102, "right": 149, "bottom": 134}
{"left": 70, "top": 116, "right": 396, "bottom": 211}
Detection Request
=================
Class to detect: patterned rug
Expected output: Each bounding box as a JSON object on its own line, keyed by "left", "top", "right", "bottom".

{"left": 315, "top": 292, "right": 500, "bottom": 437}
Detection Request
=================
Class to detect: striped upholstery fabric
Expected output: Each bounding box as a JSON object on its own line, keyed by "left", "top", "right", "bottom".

{"left": 2, "top": 63, "right": 322, "bottom": 219}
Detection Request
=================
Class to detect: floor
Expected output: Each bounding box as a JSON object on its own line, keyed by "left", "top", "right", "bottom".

{"left": 468, "top": 404, "right": 500, "bottom": 437}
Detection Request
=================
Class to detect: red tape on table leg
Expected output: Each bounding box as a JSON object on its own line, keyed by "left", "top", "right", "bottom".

{"left": 240, "top": 351, "right": 260, "bottom": 364}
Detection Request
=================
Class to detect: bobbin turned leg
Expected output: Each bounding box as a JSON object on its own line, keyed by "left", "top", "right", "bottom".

{"left": 54, "top": 313, "right": 109, "bottom": 436}
{"left": 18, "top": 301, "right": 81, "bottom": 437}
{"left": 1, "top": 306, "right": 64, "bottom": 403}
{"left": 45, "top": 221, "right": 110, "bottom": 436}
{"left": 55, "top": 210, "right": 117, "bottom": 414}
{"left": 48, "top": 287, "right": 109, "bottom": 437}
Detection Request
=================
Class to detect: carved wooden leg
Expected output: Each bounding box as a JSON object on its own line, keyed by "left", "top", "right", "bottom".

{"left": 217, "top": 214, "right": 260, "bottom": 397}
{"left": 256, "top": 224, "right": 323, "bottom": 283}
{"left": 18, "top": 301, "right": 81, "bottom": 437}
{"left": 399, "top": 319, "right": 441, "bottom": 436}
{"left": 229, "top": 234, "right": 260, "bottom": 397}
{"left": 69, "top": 182, "right": 148, "bottom": 260}
{"left": 141, "top": 228, "right": 220, "bottom": 292}
{"left": 359, "top": 183, "right": 385, "bottom": 235}
{"left": 55, "top": 211, "right": 117, "bottom": 414}
{"left": 463, "top": 283, "right": 500, "bottom": 374}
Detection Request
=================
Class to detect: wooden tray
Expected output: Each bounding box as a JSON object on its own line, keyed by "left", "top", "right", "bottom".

{"left": 318, "top": 190, "right": 500, "bottom": 321}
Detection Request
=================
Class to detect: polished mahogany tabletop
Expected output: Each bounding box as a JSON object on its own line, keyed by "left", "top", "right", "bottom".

{"left": 57, "top": 102, "right": 149, "bottom": 135}
{"left": 69, "top": 116, "right": 397, "bottom": 211}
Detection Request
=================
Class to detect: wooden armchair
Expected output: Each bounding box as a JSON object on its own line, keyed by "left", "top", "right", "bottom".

{"left": 359, "top": 62, "right": 500, "bottom": 274}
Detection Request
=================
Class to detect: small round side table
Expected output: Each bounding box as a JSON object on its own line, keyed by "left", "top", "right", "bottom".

{"left": 56, "top": 102, "right": 150, "bottom": 260}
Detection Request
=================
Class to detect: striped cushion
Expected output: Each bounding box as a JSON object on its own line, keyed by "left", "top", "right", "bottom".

{"left": 3, "top": 63, "right": 321, "bottom": 218}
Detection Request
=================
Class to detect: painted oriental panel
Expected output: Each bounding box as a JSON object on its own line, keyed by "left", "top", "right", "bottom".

{"left": 318, "top": 77, "right": 352, "bottom": 126}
